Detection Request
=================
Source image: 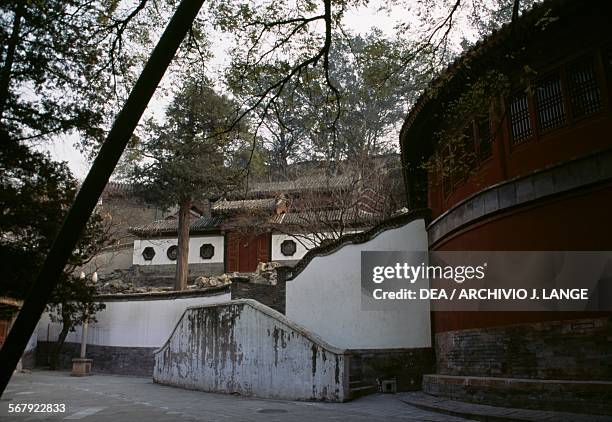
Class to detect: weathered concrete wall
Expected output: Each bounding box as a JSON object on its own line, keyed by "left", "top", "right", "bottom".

{"left": 154, "top": 299, "right": 349, "bottom": 401}
{"left": 286, "top": 217, "right": 431, "bottom": 349}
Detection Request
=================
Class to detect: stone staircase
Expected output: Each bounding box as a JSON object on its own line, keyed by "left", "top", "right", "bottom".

{"left": 349, "top": 378, "right": 378, "bottom": 400}
{"left": 348, "top": 354, "right": 378, "bottom": 399}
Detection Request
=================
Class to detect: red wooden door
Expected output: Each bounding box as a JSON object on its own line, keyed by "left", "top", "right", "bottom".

{"left": 227, "top": 232, "right": 270, "bottom": 272}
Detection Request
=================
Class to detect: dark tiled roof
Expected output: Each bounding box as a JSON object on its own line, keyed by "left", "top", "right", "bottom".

{"left": 103, "top": 181, "right": 135, "bottom": 195}
{"left": 270, "top": 208, "right": 379, "bottom": 227}
{"left": 129, "top": 216, "right": 223, "bottom": 236}
{"left": 247, "top": 174, "right": 354, "bottom": 196}
{"left": 212, "top": 198, "right": 277, "bottom": 212}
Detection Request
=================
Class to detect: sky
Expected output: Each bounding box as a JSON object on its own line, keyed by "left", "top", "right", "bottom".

{"left": 39, "top": 1, "right": 474, "bottom": 180}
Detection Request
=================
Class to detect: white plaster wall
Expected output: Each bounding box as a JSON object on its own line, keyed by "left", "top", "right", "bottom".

{"left": 286, "top": 219, "right": 431, "bottom": 349}
{"left": 37, "top": 292, "right": 230, "bottom": 348}
{"left": 271, "top": 234, "right": 317, "bottom": 262}
{"left": 132, "top": 235, "right": 224, "bottom": 266}
{"left": 271, "top": 231, "right": 360, "bottom": 262}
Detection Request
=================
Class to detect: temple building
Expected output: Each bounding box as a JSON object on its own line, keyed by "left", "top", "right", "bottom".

{"left": 90, "top": 156, "right": 405, "bottom": 286}
{"left": 400, "top": 0, "right": 612, "bottom": 412}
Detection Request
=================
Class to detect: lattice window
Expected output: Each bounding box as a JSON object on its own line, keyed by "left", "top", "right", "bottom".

{"left": 567, "top": 57, "right": 602, "bottom": 118}
{"left": 535, "top": 74, "right": 566, "bottom": 132}
{"left": 142, "top": 247, "right": 155, "bottom": 261}
{"left": 199, "top": 243, "right": 214, "bottom": 259}
{"left": 509, "top": 93, "right": 532, "bottom": 144}
{"left": 166, "top": 245, "right": 178, "bottom": 261}
{"left": 280, "top": 239, "right": 297, "bottom": 256}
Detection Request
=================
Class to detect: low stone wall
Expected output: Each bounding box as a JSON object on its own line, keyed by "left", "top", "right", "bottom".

{"left": 21, "top": 348, "right": 36, "bottom": 369}
{"left": 349, "top": 348, "right": 435, "bottom": 392}
{"left": 423, "top": 374, "right": 612, "bottom": 415}
{"left": 154, "top": 299, "right": 349, "bottom": 401}
{"left": 435, "top": 317, "right": 612, "bottom": 380}
{"left": 230, "top": 279, "right": 286, "bottom": 314}
{"left": 36, "top": 342, "right": 156, "bottom": 376}
{"left": 132, "top": 263, "right": 224, "bottom": 285}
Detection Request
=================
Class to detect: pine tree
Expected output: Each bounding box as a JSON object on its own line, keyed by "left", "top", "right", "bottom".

{"left": 132, "top": 79, "right": 246, "bottom": 290}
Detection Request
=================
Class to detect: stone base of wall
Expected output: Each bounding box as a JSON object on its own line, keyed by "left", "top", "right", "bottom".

{"left": 230, "top": 279, "right": 286, "bottom": 314}
{"left": 423, "top": 374, "right": 612, "bottom": 415}
{"left": 275, "top": 259, "right": 299, "bottom": 267}
{"left": 349, "top": 348, "right": 435, "bottom": 392}
{"left": 36, "top": 342, "right": 156, "bottom": 377}
{"left": 21, "top": 348, "right": 36, "bottom": 369}
{"left": 428, "top": 317, "right": 612, "bottom": 414}
{"left": 132, "top": 263, "right": 225, "bottom": 287}
{"left": 435, "top": 317, "right": 612, "bottom": 380}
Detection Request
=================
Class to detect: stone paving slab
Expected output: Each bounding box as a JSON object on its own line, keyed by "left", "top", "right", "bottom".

{"left": 398, "top": 391, "right": 612, "bottom": 422}
{"left": 1, "top": 370, "right": 473, "bottom": 422}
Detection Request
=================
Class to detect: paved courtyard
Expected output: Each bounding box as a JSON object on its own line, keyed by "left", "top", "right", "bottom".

{"left": 0, "top": 370, "right": 471, "bottom": 421}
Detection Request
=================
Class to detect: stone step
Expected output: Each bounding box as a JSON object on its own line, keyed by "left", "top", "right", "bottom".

{"left": 349, "top": 385, "right": 378, "bottom": 400}
{"left": 422, "top": 374, "right": 612, "bottom": 417}
{"left": 398, "top": 391, "right": 612, "bottom": 422}
{"left": 349, "top": 379, "right": 369, "bottom": 387}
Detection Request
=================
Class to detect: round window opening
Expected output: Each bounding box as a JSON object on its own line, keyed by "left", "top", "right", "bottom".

{"left": 280, "top": 239, "right": 297, "bottom": 257}
{"left": 166, "top": 245, "right": 178, "bottom": 261}
{"left": 200, "top": 243, "right": 215, "bottom": 259}
{"left": 142, "top": 246, "right": 156, "bottom": 261}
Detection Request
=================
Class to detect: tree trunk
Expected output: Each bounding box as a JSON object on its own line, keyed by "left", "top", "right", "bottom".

{"left": 49, "top": 308, "right": 72, "bottom": 370}
{"left": 175, "top": 198, "right": 191, "bottom": 291}
{"left": 0, "top": 2, "right": 23, "bottom": 123}
{"left": 511, "top": 0, "right": 520, "bottom": 24}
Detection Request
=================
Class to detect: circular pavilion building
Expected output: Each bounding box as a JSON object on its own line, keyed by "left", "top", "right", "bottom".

{"left": 400, "top": 0, "right": 612, "bottom": 413}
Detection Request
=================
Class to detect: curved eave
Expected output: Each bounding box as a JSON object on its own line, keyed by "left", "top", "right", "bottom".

{"left": 400, "top": 0, "right": 582, "bottom": 164}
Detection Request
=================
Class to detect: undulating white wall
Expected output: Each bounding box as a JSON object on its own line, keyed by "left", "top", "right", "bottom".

{"left": 37, "top": 292, "right": 231, "bottom": 348}
{"left": 286, "top": 219, "right": 431, "bottom": 349}
{"left": 132, "top": 235, "right": 224, "bottom": 266}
